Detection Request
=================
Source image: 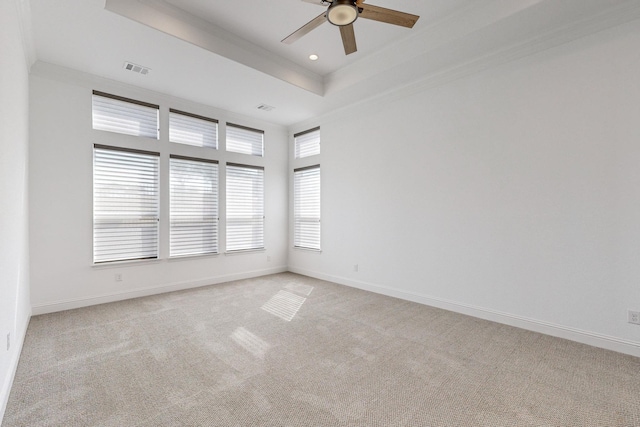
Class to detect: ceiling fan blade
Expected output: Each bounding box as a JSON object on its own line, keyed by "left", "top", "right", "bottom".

{"left": 282, "top": 12, "right": 327, "bottom": 44}
{"left": 339, "top": 24, "right": 357, "bottom": 55}
{"left": 359, "top": 3, "right": 419, "bottom": 28}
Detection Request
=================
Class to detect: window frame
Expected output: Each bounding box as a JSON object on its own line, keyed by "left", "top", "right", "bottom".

{"left": 169, "top": 108, "right": 219, "bottom": 149}
{"left": 90, "top": 89, "right": 275, "bottom": 264}
{"left": 169, "top": 155, "right": 220, "bottom": 258}
{"left": 225, "top": 162, "right": 265, "bottom": 252}
{"left": 293, "top": 164, "right": 321, "bottom": 251}
{"left": 294, "top": 127, "right": 321, "bottom": 159}
{"left": 93, "top": 144, "right": 160, "bottom": 264}
{"left": 92, "top": 90, "right": 159, "bottom": 139}
{"left": 226, "top": 122, "right": 264, "bottom": 157}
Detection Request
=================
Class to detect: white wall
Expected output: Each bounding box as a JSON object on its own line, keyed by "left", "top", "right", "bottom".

{"left": 0, "top": 0, "right": 32, "bottom": 420}
{"left": 289, "top": 20, "right": 640, "bottom": 356}
{"left": 29, "top": 64, "right": 289, "bottom": 313}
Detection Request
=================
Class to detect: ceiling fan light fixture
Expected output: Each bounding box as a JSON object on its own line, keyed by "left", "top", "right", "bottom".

{"left": 327, "top": 0, "right": 358, "bottom": 26}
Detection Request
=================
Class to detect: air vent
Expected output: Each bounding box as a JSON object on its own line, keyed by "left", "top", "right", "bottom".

{"left": 256, "top": 104, "right": 275, "bottom": 112}
{"left": 123, "top": 61, "right": 150, "bottom": 75}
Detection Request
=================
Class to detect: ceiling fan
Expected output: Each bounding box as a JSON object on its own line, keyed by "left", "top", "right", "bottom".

{"left": 282, "top": 0, "right": 420, "bottom": 55}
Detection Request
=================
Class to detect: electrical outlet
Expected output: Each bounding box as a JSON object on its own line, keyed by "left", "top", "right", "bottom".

{"left": 115, "top": 273, "right": 122, "bottom": 282}
{"left": 629, "top": 310, "right": 640, "bottom": 325}
{"left": 354, "top": 264, "right": 358, "bottom": 272}
{"left": 6, "top": 333, "right": 10, "bottom": 351}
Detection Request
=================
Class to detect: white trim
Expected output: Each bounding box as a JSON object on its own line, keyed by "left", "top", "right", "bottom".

{"left": 224, "top": 248, "right": 266, "bottom": 256}
{"left": 293, "top": 247, "right": 322, "bottom": 254}
{"left": 291, "top": 1, "right": 640, "bottom": 131}
{"left": 104, "top": 0, "right": 323, "bottom": 95}
{"left": 32, "top": 266, "right": 287, "bottom": 315}
{"left": 0, "top": 309, "right": 31, "bottom": 424}
{"left": 288, "top": 267, "right": 640, "bottom": 358}
{"left": 168, "top": 253, "right": 219, "bottom": 262}
{"left": 92, "top": 258, "right": 163, "bottom": 269}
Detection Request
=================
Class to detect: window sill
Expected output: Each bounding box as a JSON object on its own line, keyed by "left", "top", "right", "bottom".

{"left": 293, "top": 246, "right": 322, "bottom": 253}
{"left": 92, "top": 258, "right": 163, "bottom": 269}
{"left": 168, "top": 253, "right": 219, "bottom": 262}
{"left": 224, "top": 248, "right": 266, "bottom": 256}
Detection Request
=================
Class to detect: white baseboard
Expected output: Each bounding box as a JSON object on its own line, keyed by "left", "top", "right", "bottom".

{"left": 0, "top": 310, "right": 31, "bottom": 424}
{"left": 32, "top": 266, "right": 288, "bottom": 315}
{"left": 288, "top": 266, "right": 640, "bottom": 358}
{"left": 29, "top": 264, "right": 640, "bottom": 357}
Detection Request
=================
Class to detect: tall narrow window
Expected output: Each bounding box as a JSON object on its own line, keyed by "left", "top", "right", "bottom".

{"left": 170, "top": 156, "right": 219, "bottom": 257}
{"left": 93, "top": 145, "right": 160, "bottom": 263}
{"left": 92, "top": 91, "right": 159, "bottom": 139}
{"left": 169, "top": 109, "right": 218, "bottom": 149}
{"left": 294, "top": 165, "right": 321, "bottom": 250}
{"left": 226, "top": 163, "right": 264, "bottom": 251}
{"left": 226, "top": 123, "right": 264, "bottom": 157}
{"left": 294, "top": 127, "right": 320, "bottom": 159}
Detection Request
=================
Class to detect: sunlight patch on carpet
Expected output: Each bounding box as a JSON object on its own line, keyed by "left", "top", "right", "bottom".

{"left": 230, "top": 327, "right": 270, "bottom": 359}
{"left": 261, "top": 290, "right": 307, "bottom": 321}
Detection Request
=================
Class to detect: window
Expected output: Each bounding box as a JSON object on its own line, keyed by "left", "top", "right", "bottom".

{"left": 92, "top": 91, "right": 159, "bottom": 139}
{"left": 170, "top": 156, "right": 219, "bottom": 257}
{"left": 91, "top": 91, "right": 272, "bottom": 261}
{"left": 169, "top": 109, "right": 218, "bottom": 149}
{"left": 294, "top": 165, "right": 321, "bottom": 250}
{"left": 93, "top": 145, "right": 160, "bottom": 263}
{"left": 294, "top": 127, "right": 320, "bottom": 159}
{"left": 226, "top": 123, "right": 264, "bottom": 157}
{"left": 226, "top": 163, "right": 264, "bottom": 251}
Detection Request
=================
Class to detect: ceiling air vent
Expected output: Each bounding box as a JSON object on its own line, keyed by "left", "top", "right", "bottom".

{"left": 123, "top": 61, "right": 150, "bottom": 75}
{"left": 256, "top": 104, "right": 275, "bottom": 112}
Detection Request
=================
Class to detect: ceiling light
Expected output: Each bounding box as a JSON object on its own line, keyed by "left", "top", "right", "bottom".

{"left": 326, "top": 0, "right": 358, "bottom": 26}
{"left": 309, "top": 54, "right": 319, "bottom": 61}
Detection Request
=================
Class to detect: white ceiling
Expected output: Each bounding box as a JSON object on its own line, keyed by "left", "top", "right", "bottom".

{"left": 159, "top": 0, "right": 470, "bottom": 76}
{"left": 26, "top": 0, "right": 640, "bottom": 126}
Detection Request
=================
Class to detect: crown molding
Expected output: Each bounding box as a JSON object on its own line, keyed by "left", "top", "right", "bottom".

{"left": 323, "top": 0, "right": 547, "bottom": 95}
{"left": 104, "top": 0, "right": 324, "bottom": 96}
{"left": 292, "top": 0, "right": 640, "bottom": 131}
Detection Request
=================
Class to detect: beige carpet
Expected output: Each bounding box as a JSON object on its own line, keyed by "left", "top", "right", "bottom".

{"left": 3, "top": 273, "right": 640, "bottom": 426}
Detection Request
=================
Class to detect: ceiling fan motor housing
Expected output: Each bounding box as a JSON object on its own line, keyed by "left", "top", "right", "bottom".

{"left": 327, "top": 0, "right": 359, "bottom": 26}
{"left": 282, "top": 0, "right": 419, "bottom": 56}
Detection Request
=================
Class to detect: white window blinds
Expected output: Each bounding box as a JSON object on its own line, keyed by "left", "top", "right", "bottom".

{"left": 169, "top": 109, "right": 218, "bottom": 149}
{"left": 92, "top": 91, "right": 159, "bottom": 139}
{"left": 226, "top": 163, "right": 264, "bottom": 251}
{"left": 170, "top": 156, "right": 219, "bottom": 257}
{"left": 93, "top": 145, "right": 160, "bottom": 263}
{"left": 226, "top": 123, "right": 264, "bottom": 157}
{"left": 294, "top": 165, "right": 321, "bottom": 250}
{"left": 294, "top": 127, "right": 320, "bottom": 159}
